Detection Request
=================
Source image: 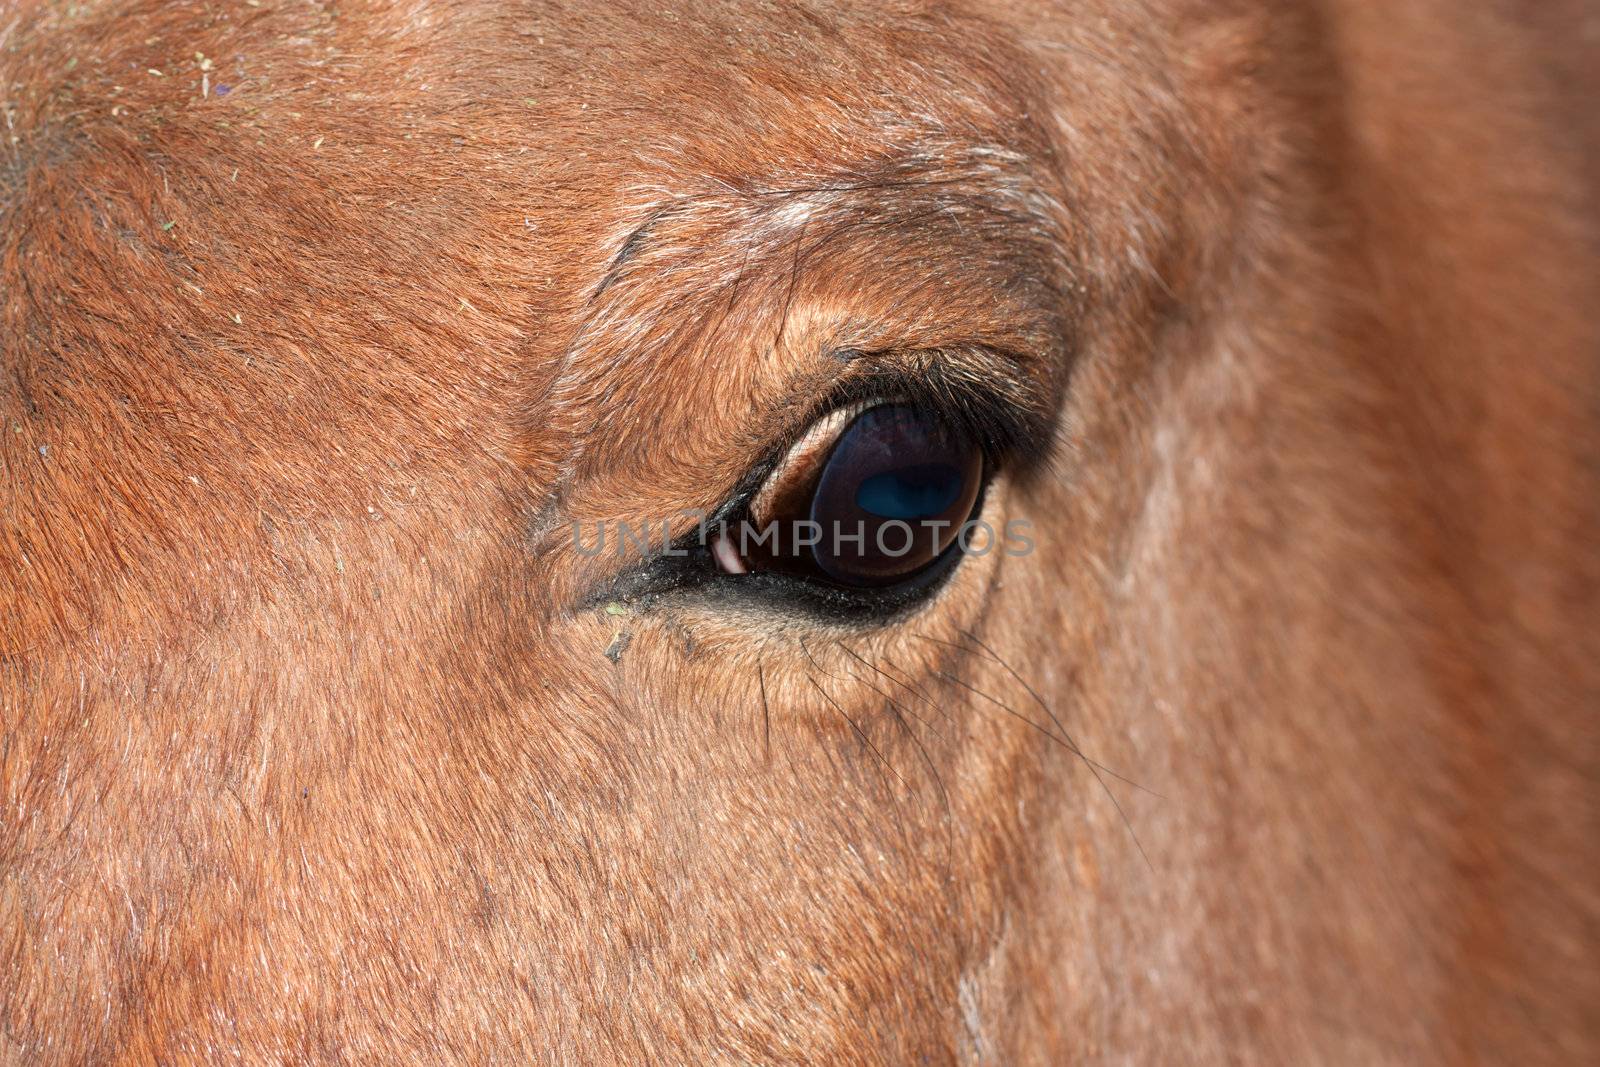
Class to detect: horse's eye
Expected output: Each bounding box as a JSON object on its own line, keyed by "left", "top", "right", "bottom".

{"left": 720, "top": 402, "right": 986, "bottom": 590}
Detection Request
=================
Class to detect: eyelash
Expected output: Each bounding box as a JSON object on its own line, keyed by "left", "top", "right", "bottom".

{"left": 815, "top": 356, "right": 1043, "bottom": 465}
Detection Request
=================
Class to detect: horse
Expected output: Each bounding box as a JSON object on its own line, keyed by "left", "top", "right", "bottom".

{"left": 2, "top": 1, "right": 1596, "bottom": 1061}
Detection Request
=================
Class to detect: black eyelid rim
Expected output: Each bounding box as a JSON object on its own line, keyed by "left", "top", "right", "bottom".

{"left": 597, "top": 474, "right": 995, "bottom": 624}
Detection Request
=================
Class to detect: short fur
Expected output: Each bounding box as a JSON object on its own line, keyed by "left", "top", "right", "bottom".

{"left": 2, "top": 1, "right": 1596, "bottom": 1063}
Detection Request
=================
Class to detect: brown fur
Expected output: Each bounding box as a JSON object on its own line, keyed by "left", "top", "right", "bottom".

{"left": 2, "top": 1, "right": 1596, "bottom": 1062}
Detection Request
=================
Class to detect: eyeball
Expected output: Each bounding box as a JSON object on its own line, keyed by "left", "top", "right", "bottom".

{"left": 722, "top": 402, "right": 985, "bottom": 589}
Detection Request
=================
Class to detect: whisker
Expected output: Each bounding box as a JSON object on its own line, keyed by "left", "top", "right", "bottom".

{"left": 959, "top": 629, "right": 1075, "bottom": 747}
{"left": 914, "top": 631, "right": 1092, "bottom": 762}
{"left": 876, "top": 654, "right": 964, "bottom": 734}
{"left": 799, "top": 639, "right": 908, "bottom": 793}
{"left": 836, "top": 644, "right": 959, "bottom": 874}
{"left": 925, "top": 632, "right": 1162, "bottom": 800}
{"left": 805, "top": 675, "right": 909, "bottom": 793}
{"left": 756, "top": 655, "right": 772, "bottom": 765}
{"left": 836, "top": 647, "right": 948, "bottom": 781}
{"left": 772, "top": 214, "right": 811, "bottom": 354}
{"left": 836, "top": 643, "right": 951, "bottom": 745}
{"left": 933, "top": 668, "right": 1074, "bottom": 757}
{"left": 929, "top": 662, "right": 1155, "bottom": 873}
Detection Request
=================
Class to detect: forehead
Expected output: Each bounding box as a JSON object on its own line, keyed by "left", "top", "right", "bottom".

{"left": 0, "top": 0, "right": 1215, "bottom": 645}
{"left": 8, "top": 10, "right": 1059, "bottom": 393}
{"left": 290, "top": 0, "right": 1081, "bottom": 489}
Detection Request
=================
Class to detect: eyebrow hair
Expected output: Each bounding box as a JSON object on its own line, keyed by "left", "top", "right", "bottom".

{"left": 589, "top": 156, "right": 1050, "bottom": 307}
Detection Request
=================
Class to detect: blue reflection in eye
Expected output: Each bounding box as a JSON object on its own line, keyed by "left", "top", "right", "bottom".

{"left": 855, "top": 464, "right": 964, "bottom": 519}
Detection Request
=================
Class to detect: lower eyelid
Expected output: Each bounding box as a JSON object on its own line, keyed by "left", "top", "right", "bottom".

{"left": 598, "top": 469, "right": 1000, "bottom": 628}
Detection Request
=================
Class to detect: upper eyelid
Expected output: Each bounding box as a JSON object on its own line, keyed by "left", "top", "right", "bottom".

{"left": 747, "top": 397, "right": 882, "bottom": 526}
{"left": 768, "top": 349, "right": 1045, "bottom": 461}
